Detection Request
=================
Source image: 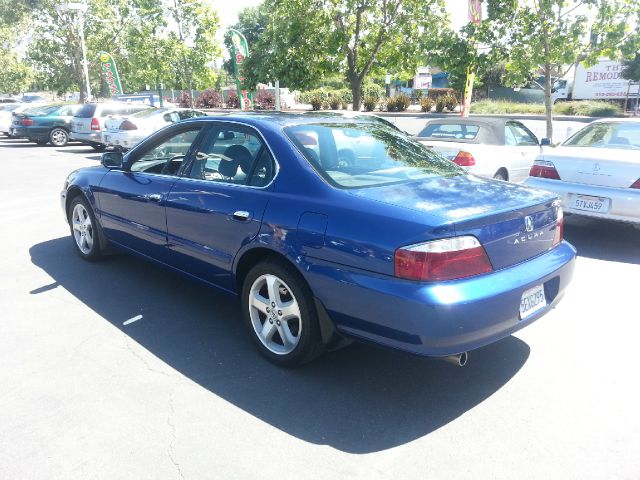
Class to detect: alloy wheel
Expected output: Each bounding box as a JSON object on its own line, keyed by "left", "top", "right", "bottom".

{"left": 248, "top": 274, "right": 302, "bottom": 355}
{"left": 71, "top": 203, "right": 94, "bottom": 255}
{"left": 50, "top": 128, "right": 68, "bottom": 146}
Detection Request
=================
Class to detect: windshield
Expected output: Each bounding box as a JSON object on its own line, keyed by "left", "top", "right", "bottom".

{"left": 284, "top": 123, "right": 462, "bottom": 189}
{"left": 28, "top": 105, "right": 61, "bottom": 116}
{"left": 131, "top": 108, "right": 165, "bottom": 119}
{"left": 418, "top": 123, "right": 480, "bottom": 140}
{"left": 562, "top": 122, "right": 640, "bottom": 150}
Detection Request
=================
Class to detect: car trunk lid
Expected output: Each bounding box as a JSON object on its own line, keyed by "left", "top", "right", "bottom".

{"left": 544, "top": 147, "right": 640, "bottom": 188}
{"left": 349, "top": 175, "right": 560, "bottom": 271}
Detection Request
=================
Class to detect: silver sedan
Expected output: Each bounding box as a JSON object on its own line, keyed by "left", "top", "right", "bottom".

{"left": 524, "top": 118, "right": 640, "bottom": 224}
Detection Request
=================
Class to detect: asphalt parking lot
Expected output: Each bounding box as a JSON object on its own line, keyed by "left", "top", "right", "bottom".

{"left": 1, "top": 136, "right": 639, "bottom": 480}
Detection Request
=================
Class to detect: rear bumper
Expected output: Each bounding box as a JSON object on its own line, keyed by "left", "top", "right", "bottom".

{"left": 524, "top": 177, "right": 640, "bottom": 224}
{"left": 70, "top": 131, "right": 102, "bottom": 144}
{"left": 304, "top": 241, "right": 576, "bottom": 357}
{"left": 102, "top": 131, "right": 144, "bottom": 149}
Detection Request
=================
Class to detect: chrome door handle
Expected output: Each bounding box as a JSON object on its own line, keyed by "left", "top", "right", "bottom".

{"left": 145, "top": 193, "right": 163, "bottom": 202}
{"left": 232, "top": 210, "right": 250, "bottom": 221}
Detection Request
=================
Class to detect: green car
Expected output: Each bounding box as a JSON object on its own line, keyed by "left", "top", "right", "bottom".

{"left": 10, "top": 104, "right": 82, "bottom": 146}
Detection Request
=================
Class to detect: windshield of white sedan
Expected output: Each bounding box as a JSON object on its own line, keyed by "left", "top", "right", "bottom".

{"left": 563, "top": 122, "right": 640, "bottom": 149}
{"left": 285, "top": 123, "right": 462, "bottom": 188}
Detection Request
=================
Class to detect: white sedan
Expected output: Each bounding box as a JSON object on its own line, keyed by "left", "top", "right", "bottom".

{"left": 414, "top": 118, "right": 544, "bottom": 183}
{"left": 102, "top": 107, "right": 207, "bottom": 150}
{"left": 524, "top": 118, "right": 640, "bottom": 224}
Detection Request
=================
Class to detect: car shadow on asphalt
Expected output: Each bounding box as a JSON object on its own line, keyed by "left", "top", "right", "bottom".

{"left": 30, "top": 237, "right": 530, "bottom": 454}
{"left": 563, "top": 215, "right": 640, "bottom": 265}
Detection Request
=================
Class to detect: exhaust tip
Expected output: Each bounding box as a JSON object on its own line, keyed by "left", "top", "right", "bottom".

{"left": 440, "top": 352, "right": 468, "bottom": 367}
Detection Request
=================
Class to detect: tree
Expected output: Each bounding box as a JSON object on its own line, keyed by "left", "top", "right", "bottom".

{"left": 498, "top": 0, "right": 640, "bottom": 140}
{"left": 0, "top": 49, "right": 34, "bottom": 94}
{"left": 241, "top": 0, "right": 449, "bottom": 110}
{"left": 7, "top": 0, "right": 220, "bottom": 99}
{"left": 223, "top": 5, "right": 270, "bottom": 76}
{"left": 622, "top": 53, "right": 640, "bottom": 81}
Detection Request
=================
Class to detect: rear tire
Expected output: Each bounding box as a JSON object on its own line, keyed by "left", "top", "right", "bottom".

{"left": 90, "top": 142, "right": 107, "bottom": 152}
{"left": 241, "top": 260, "right": 324, "bottom": 367}
{"left": 493, "top": 169, "right": 508, "bottom": 181}
{"left": 49, "top": 127, "right": 69, "bottom": 147}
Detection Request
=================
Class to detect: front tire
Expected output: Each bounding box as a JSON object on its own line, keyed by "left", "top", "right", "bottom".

{"left": 49, "top": 127, "right": 69, "bottom": 147}
{"left": 241, "top": 260, "right": 324, "bottom": 367}
{"left": 68, "top": 196, "right": 102, "bottom": 261}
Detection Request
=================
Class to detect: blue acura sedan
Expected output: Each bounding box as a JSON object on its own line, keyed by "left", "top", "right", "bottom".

{"left": 61, "top": 114, "right": 576, "bottom": 367}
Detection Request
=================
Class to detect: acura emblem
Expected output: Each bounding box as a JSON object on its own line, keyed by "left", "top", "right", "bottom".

{"left": 524, "top": 216, "right": 534, "bottom": 232}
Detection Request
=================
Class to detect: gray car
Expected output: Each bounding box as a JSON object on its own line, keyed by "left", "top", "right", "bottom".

{"left": 70, "top": 102, "right": 151, "bottom": 151}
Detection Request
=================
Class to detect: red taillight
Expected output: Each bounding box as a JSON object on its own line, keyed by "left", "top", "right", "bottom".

{"left": 452, "top": 151, "right": 475, "bottom": 166}
{"left": 90, "top": 117, "right": 101, "bottom": 131}
{"left": 20, "top": 117, "right": 34, "bottom": 126}
{"left": 394, "top": 236, "right": 493, "bottom": 282}
{"left": 552, "top": 201, "right": 564, "bottom": 246}
{"left": 529, "top": 160, "right": 561, "bottom": 180}
{"left": 119, "top": 120, "right": 137, "bottom": 130}
{"left": 631, "top": 178, "right": 640, "bottom": 189}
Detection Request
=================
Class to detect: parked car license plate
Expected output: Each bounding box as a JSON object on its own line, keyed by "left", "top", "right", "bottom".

{"left": 520, "top": 284, "right": 546, "bottom": 320}
{"left": 570, "top": 194, "right": 610, "bottom": 213}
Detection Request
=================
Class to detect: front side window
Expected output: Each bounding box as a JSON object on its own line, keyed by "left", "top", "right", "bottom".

{"left": 285, "top": 123, "right": 462, "bottom": 189}
{"left": 507, "top": 122, "right": 538, "bottom": 146}
{"left": 129, "top": 127, "right": 202, "bottom": 175}
{"left": 187, "top": 126, "right": 275, "bottom": 187}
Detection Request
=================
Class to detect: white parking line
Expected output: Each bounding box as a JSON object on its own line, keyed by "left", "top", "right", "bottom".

{"left": 123, "top": 315, "right": 143, "bottom": 326}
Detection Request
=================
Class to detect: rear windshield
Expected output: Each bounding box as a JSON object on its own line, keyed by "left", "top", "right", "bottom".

{"left": 131, "top": 108, "right": 166, "bottom": 119}
{"left": 75, "top": 104, "right": 97, "bottom": 118}
{"left": 418, "top": 123, "right": 480, "bottom": 140}
{"left": 562, "top": 122, "right": 640, "bottom": 149}
{"left": 284, "top": 123, "right": 462, "bottom": 189}
{"left": 29, "top": 105, "right": 61, "bottom": 116}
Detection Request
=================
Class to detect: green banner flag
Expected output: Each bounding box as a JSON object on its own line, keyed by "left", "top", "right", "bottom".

{"left": 228, "top": 29, "right": 253, "bottom": 110}
{"left": 98, "top": 51, "right": 123, "bottom": 96}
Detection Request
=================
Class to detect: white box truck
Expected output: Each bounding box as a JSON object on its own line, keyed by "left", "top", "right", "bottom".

{"left": 551, "top": 59, "right": 638, "bottom": 103}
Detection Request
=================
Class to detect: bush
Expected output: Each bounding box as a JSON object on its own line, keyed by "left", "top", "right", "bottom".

{"left": 195, "top": 88, "right": 222, "bottom": 108}
{"left": 310, "top": 94, "right": 324, "bottom": 111}
{"left": 470, "top": 100, "right": 545, "bottom": 114}
{"left": 226, "top": 91, "right": 240, "bottom": 109}
{"left": 176, "top": 91, "right": 192, "bottom": 108}
{"left": 553, "top": 100, "right": 622, "bottom": 117}
{"left": 435, "top": 96, "right": 446, "bottom": 112}
{"left": 385, "top": 93, "right": 410, "bottom": 112}
{"left": 363, "top": 83, "right": 384, "bottom": 100}
{"left": 420, "top": 97, "right": 434, "bottom": 112}
{"left": 427, "top": 88, "right": 456, "bottom": 100}
{"left": 363, "top": 96, "right": 378, "bottom": 112}
{"left": 328, "top": 95, "right": 342, "bottom": 110}
{"left": 336, "top": 88, "right": 352, "bottom": 108}
{"left": 254, "top": 90, "right": 275, "bottom": 110}
{"left": 444, "top": 94, "right": 458, "bottom": 112}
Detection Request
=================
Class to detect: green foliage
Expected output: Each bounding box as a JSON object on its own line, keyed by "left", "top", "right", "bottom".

{"left": 435, "top": 96, "right": 446, "bottom": 112}
{"left": 420, "top": 97, "right": 434, "bottom": 112}
{"left": 241, "top": 0, "right": 449, "bottom": 110}
{"left": 443, "top": 94, "right": 458, "bottom": 111}
{"left": 363, "top": 96, "right": 378, "bottom": 112}
{"left": 622, "top": 54, "right": 640, "bottom": 82}
{"left": 0, "top": 48, "right": 34, "bottom": 93}
{"left": 469, "top": 100, "right": 622, "bottom": 117}
{"left": 309, "top": 94, "right": 324, "bottom": 111}
{"left": 553, "top": 101, "right": 622, "bottom": 117}
{"left": 362, "top": 83, "right": 384, "bottom": 101}
{"left": 386, "top": 93, "right": 410, "bottom": 112}
{"left": 13, "top": 0, "right": 221, "bottom": 99}
{"left": 328, "top": 95, "right": 342, "bottom": 110}
{"left": 427, "top": 88, "right": 456, "bottom": 100}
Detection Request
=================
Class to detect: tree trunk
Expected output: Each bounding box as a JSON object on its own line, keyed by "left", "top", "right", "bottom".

{"left": 543, "top": 63, "right": 553, "bottom": 140}
{"left": 351, "top": 79, "right": 362, "bottom": 111}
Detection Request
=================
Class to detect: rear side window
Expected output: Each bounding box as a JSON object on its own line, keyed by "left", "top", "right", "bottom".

{"left": 75, "top": 104, "right": 96, "bottom": 118}
{"left": 418, "top": 123, "right": 479, "bottom": 140}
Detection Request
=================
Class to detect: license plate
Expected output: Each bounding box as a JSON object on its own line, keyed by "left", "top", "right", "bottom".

{"left": 570, "top": 194, "right": 610, "bottom": 213}
{"left": 520, "top": 284, "right": 546, "bottom": 320}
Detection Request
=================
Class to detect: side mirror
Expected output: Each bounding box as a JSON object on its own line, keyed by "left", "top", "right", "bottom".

{"left": 101, "top": 151, "right": 123, "bottom": 169}
{"left": 540, "top": 138, "right": 552, "bottom": 147}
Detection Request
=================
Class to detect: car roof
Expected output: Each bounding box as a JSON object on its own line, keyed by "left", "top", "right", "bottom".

{"left": 180, "top": 112, "right": 388, "bottom": 128}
